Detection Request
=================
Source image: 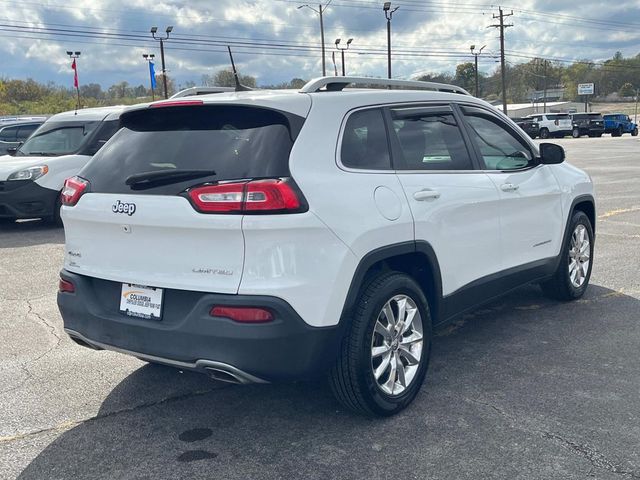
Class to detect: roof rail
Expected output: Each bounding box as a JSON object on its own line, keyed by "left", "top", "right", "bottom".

{"left": 170, "top": 86, "right": 235, "bottom": 99}
{"left": 300, "top": 76, "right": 470, "bottom": 95}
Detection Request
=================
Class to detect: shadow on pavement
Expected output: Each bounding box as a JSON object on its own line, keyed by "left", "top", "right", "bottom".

{"left": 17, "top": 284, "right": 640, "bottom": 480}
{"left": 0, "top": 219, "right": 63, "bottom": 248}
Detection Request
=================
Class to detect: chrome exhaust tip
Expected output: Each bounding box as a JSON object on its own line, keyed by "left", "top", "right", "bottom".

{"left": 204, "top": 367, "right": 243, "bottom": 384}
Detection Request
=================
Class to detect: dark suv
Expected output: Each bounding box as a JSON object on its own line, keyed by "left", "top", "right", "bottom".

{"left": 513, "top": 117, "right": 540, "bottom": 138}
{"left": 570, "top": 113, "right": 604, "bottom": 138}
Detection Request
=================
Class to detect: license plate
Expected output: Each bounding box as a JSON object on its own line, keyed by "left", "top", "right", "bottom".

{"left": 119, "top": 283, "right": 163, "bottom": 320}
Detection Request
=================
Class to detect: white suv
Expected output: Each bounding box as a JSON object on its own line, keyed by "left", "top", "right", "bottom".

{"left": 57, "top": 77, "right": 595, "bottom": 416}
{"left": 0, "top": 106, "right": 125, "bottom": 224}
{"left": 526, "top": 113, "right": 573, "bottom": 139}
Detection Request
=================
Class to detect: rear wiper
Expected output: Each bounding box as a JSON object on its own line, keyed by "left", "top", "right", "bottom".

{"left": 125, "top": 169, "right": 217, "bottom": 187}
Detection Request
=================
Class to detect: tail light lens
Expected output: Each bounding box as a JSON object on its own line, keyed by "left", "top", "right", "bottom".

{"left": 210, "top": 306, "right": 274, "bottom": 323}
{"left": 59, "top": 277, "right": 75, "bottom": 293}
{"left": 186, "top": 178, "right": 306, "bottom": 214}
{"left": 554, "top": 119, "right": 559, "bottom": 126}
{"left": 61, "top": 176, "right": 89, "bottom": 206}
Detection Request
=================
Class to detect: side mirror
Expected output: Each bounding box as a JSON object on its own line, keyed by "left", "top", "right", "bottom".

{"left": 6, "top": 147, "right": 18, "bottom": 156}
{"left": 539, "top": 143, "right": 565, "bottom": 165}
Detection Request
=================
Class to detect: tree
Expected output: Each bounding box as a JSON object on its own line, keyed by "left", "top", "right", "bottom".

{"left": 454, "top": 62, "right": 476, "bottom": 92}
{"left": 211, "top": 69, "right": 257, "bottom": 88}
{"left": 619, "top": 82, "right": 635, "bottom": 97}
{"left": 80, "top": 83, "right": 103, "bottom": 99}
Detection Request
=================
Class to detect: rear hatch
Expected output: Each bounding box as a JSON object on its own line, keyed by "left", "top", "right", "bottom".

{"left": 62, "top": 101, "right": 306, "bottom": 294}
{"left": 551, "top": 114, "right": 571, "bottom": 129}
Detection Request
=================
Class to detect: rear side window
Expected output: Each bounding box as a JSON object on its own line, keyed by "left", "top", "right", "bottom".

{"left": 81, "top": 105, "right": 303, "bottom": 195}
{"left": 0, "top": 126, "right": 17, "bottom": 142}
{"left": 391, "top": 109, "right": 473, "bottom": 171}
{"left": 340, "top": 109, "right": 391, "bottom": 170}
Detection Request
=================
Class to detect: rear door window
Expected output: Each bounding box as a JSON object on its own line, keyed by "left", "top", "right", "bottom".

{"left": 81, "top": 105, "right": 304, "bottom": 195}
{"left": 390, "top": 107, "right": 473, "bottom": 171}
{"left": 16, "top": 124, "right": 39, "bottom": 141}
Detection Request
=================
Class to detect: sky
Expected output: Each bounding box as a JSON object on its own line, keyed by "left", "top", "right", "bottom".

{"left": 0, "top": 0, "right": 639, "bottom": 89}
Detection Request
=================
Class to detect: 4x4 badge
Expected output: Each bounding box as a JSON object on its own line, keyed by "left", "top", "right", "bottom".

{"left": 112, "top": 200, "right": 136, "bottom": 216}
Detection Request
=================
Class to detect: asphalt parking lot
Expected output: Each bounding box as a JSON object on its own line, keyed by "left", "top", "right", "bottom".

{"left": 1, "top": 135, "right": 639, "bottom": 480}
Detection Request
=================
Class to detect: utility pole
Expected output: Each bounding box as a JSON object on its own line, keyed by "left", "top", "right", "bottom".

{"left": 151, "top": 26, "right": 173, "bottom": 99}
{"left": 298, "top": 3, "right": 331, "bottom": 76}
{"left": 335, "top": 38, "right": 353, "bottom": 76}
{"left": 489, "top": 8, "right": 513, "bottom": 115}
{"left": 635, "top": 88, "right": 638, "bottom": 124}
{"left": 142, "top": 53, "right": 156, "bottom": 101}
{"left": 470, "top": 44, "right": 486, "bottom": 97}
{"left": 383, "top": 2, "right": 399, "bottom": 79}
{"left": 542, "top": 59, "right": 547, "bottom": 114}
{"left": 66, "top": 51, "right": 81, "bottom": 110}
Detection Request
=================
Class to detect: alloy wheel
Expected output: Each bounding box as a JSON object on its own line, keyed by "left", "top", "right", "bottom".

{"left": 370, "top": 294, "right": 424, "bottom": 396}
{"left": 569, "top": 224, "right": 590, "bottom": 288}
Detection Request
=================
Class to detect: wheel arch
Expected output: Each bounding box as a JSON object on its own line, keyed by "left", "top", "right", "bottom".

{"left": 571, "top": 194, "right": 596, "bottom": 236}
{"left": 340, "top": 241, "right": 443, "bottom": 324}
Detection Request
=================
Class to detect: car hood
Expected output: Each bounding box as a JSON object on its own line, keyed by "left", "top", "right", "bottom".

{"left": 0, "top": 154, "right": 84, "bottom": 180}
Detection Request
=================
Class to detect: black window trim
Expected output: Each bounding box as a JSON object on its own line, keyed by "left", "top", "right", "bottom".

{"left": 454, "top": 102, "right": 542, "bottom": 173}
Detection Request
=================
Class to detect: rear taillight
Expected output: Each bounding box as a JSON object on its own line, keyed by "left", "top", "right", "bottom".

{"left": 59, "top": 277, "right": 75, "bottom": 293}
{"left": 61, "top": 176, "right": 89, "bottom": 206}
{"left": 554, "top": 119, "right": 559, "bottom": 126}
{"left": 210, "top": 306, "right": 274, "bottom": 323}
{"left": 186, "top": 178, "right": 306, "bottom": 214}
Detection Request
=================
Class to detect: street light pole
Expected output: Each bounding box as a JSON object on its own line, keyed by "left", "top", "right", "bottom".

{"left": 470, "top": 44, "right": 486, "bottom": 98}
{"left": 335, "top": 38, "right": 353, "bottom": 76}
{"left": 298, "top": 2, "right": 332, "bottom": 76}
{"left": 142, "top": 53, "right": 156, "bottom": 101}
{"left": 383, "top": 2, "right": 399, "bottom": 79}
{"left": 66, "top": 51, "right": 81, "bottom": 110}
{"left": 151, "top": 26, "right": 173, "bottom": 99}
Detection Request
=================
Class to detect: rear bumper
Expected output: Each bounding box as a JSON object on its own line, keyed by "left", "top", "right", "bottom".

{"left": 0, "top": 180, "right": 57, "bottom": 219}
{"left": 57, "top": 270, "right": 343, "bottom": 382}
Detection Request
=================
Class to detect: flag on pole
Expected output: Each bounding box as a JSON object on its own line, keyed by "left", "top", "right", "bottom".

{"left": 71, "top": 59, "right": 79, "bottom": 88}
{"left": 149, "top": 61, "right": 157, "bottom": 89}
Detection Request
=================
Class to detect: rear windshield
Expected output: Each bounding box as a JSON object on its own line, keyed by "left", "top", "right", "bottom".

{"left": 81, "top": 105, "right": 304, "bottom": 195}
{"left": 16, "top": 121, "right": 99, "bottom": 156}
{"left": 573, "top": 113, "right": 603, "bottom": 120}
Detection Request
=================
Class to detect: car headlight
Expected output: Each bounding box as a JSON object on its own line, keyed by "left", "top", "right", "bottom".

{"left": 7, "top": 165, "right": 49, "bottom": 181}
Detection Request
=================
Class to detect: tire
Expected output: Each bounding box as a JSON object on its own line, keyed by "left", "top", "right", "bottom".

{"left": 541, "top": 211, "right": 594, "bottom": 301}
{"left": 539, "top": 128, "right": 550, "bottom": 139}
{"left": 329, "top": 272, "right": 432, "bottom": 417}
{"left": 612, "top": 126, "right": 623, "bottom": 137}
{"left": 572, "top": 128, "right": 580, "bottom": 138}
{"left": 632, "top": 128, "right": 638, "bottom": 137}
{"left": 47, "top": 193, "right": 63, "bottom": 227}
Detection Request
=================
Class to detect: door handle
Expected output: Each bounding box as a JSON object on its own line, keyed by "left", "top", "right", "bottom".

{"left": 500, "top": 183, "right": 520, "bottom": 192}
{"left": 413, "top": 189, "right": 441, "bottom": 201}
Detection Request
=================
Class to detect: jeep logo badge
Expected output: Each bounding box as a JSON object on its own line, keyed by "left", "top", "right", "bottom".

{"left": 112, "top": 200, "right": 136, "bottom": 216}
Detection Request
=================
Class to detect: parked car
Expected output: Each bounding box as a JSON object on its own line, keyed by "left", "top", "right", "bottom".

{"left": 0, "top": 106, "right": 125, "bottom": 225}
{"left": 0, "top": 121, "right": 44, "bottom": 155}
{"left": 570, "top": 113, "right": 605, "bottom": 138}
{"left": 170, "top": 86, "right": 235, "bottom": 98}
{"left": 57, "top": 77, "right": 595, "bottom": 417}
{"left": 512, "top": 117, "right": 540, "bottom": 138}
{"left": 603, "top": 113, "right": 638, "bottom": 137}
{"left": 526, "top": 113, "right": 573, "bottom": 139}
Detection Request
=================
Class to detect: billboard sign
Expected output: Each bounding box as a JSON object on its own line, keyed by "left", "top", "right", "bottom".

{"left": 578, "top": 83, "right": 594, "bottom": 95}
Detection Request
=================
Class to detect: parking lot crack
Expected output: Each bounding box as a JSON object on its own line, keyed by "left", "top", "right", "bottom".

{"left": 466, "top": 397, "right": 639, "bottom": 479}
{"left": 542, "top": 432, "right": 640, "bottom": 479}
{"left": 0, "top": 386, "right": 227, "bottom": 444}
{"left": 26, "top": 299, "right": 61, "bottom": 355}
